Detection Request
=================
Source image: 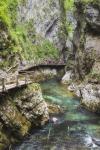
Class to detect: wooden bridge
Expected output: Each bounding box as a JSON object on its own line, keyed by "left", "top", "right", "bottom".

{"left": 0, "top": 64, "right": 66, "bottom": 93}
{"left": 19, "top": 64, "right": 66, "bottom": 72}
{"left": 0, "top": 73, "right": 32, "bottom": 93}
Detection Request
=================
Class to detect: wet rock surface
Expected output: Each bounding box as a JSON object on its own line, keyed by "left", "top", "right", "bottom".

{"left": 0, "top": 83, "right": 49, "bottom": 149}
{"left": 67, "top": 82, "right": 100, "bottom": 113}
{"left": 12, "top": 79, "right": 100, "bottom": 150}
{"left": 47, "top": 102, "right": 64, "bottom": 114}
{"left": 77, "top": 84, "right": 100, "bottom": 113}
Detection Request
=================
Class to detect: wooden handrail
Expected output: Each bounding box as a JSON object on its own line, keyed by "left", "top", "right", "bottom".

{"left": 2, "top": 78, "right": 6, "bottom": 92}
{"left": 0, "top": 74, "right": 32, "bottom": 93}
{"left": 0, "top": 70, "right": 33, "bottom": 92}
{"left": 16, "top": 75, "right": 19, "bottom": 86}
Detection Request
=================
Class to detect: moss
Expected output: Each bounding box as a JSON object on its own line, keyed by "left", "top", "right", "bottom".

{"left": 87, "top": 61, "right": 100, "bottom": 82}
{"left": 0, "top": 98, "right": 31, "bottom": 136}
{"left": 64, "top": 0, "right": 74, "bottom": 11}
{"left": 0, "top": 82, "right": 45, "bottom": 149}
{"left": 13, "top": 83, "right": 40, "bottom": 96}
{"left": 59, "top": 0, "right": 68, "bottom": 40}
{"left": 14, "top": 22, "right": 59, "bottom": 61}
{"left": 0, "top": 0, "right": 99, "bottom": 69}
{"left": 0, "top": 0, "right": 60, "bottom": 68}
{"left": 59, "top": 0, "right": 74, "bottom": 44}
{"left": 34, "top": 39, "right": 59, "bottom": 61}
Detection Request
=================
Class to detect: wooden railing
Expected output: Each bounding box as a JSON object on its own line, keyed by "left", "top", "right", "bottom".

{"left": 0, "top": 73, "right": 31, "bottom": 92}
{"left": 0, "top": 63, "right": 66, "bottom": 92}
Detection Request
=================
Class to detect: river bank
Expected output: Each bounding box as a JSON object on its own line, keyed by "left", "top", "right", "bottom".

{"left": 12, "top": 79, "right": 100, "bottom": 150}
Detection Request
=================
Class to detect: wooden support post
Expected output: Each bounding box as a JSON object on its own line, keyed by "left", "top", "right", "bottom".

{"left": 2, "top": 78, "right": 6, "bottom": 92}
{"left": 64, "top": 65, "right": 67, "bottom": 74}
{"left": 25, "top": 74, "right": 27, "bottom": 84}
{"left": 16, "top": 75, "right": 19, "bottom": 86}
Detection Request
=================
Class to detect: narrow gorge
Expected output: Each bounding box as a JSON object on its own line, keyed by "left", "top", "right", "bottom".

{"left": 0, "top": 0, "right": 100, "bottom": 149}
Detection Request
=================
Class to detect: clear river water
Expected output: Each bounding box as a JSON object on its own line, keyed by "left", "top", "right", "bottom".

{"left": 13, "top": 79, "right": 100, "bottom": 150}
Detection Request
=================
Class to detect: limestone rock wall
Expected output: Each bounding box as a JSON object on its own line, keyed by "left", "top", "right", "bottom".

{"left": 62, "top": 1, "right": 100, "bottom": 113}
{"left": 18, "top": 0, "right": 61, "bottom": 49}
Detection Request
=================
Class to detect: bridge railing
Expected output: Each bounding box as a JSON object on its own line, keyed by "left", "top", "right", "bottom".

{"left": 0, "top": 72, "right": 31, "bottom": 92}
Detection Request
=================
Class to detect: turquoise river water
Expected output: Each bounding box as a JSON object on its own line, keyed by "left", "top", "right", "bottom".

{"left": 13, "top": 79, "right": 100, "bottom": 150}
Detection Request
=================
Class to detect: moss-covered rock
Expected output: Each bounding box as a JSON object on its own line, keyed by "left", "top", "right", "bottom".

{"left": 0, "top": 83, "right": 49, "bottom": 149}
{"left": 13, "top": 83, "right": 49, "bottom": 126}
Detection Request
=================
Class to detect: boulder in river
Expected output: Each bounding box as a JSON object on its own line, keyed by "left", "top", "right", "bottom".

{"left": 67, "top": 82, "right": 100, "bottom": 113}
{"left": 0, "top": 83, "right": 49, "bottom": 149}
{"left": 47, "top": 102, "right": 64, "bottom": 114}
{"left": 61, "top": 71, "right": 73, "bottom": 85}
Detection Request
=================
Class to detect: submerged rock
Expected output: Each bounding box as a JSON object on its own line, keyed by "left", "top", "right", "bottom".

{"left": 47, "top": 102, "right": 64, "bottom": 114}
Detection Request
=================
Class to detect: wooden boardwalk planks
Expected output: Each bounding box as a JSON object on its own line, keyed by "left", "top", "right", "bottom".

{"left": 0, "top": 79, "right": 32, "bottom": 93}
{"left": 0, "top": 64, "right": 66, "bottom": 93}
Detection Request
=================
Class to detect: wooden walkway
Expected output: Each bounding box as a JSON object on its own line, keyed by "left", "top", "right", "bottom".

{"left": 19, "top": 64, "right": 66, "bottom": 72}
{"left": 0, "top": 64, "right": 66, "bottom": 93}
{"left": 0, "top": 73, "right": 32, "bottom": 93}
{"left": 0, "top": 80, "right": 32, "bottom": 92}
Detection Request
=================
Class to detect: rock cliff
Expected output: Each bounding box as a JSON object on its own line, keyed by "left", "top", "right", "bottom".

{"left": 0, "top": 1, "right": 67, "bottom": 148}
{"left": 18, "top": 0, "right": 61, "bottom": 48}
{"left": 0, "top": 0, "right": 100, "bottom": 148}
{"left": 62, "top": 1, "right": 100, "bottom": 113}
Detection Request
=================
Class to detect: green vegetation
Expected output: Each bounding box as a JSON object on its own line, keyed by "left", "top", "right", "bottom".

{"left": 59, "top": 0, "right": 68, "bottom": 38}
{"left": 0, "top": 0, "right": 59, "bottom": 68}
{"left": 0, "top": 0, "right": 99, "bottom": 68}
{"left": 33, "top": 40, "right": 59, "bottom": 60}
{"left": 0, "top": 0, "right": 18, "bottom": 27}
{"left": 64, "top": 0, "right": 74, "bottom": 11}
{"left": 64, "top": 0, "right": 74, "bottom": 39}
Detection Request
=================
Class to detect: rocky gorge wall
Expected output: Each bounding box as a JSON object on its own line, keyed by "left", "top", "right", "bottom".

{"left": 17, "top": 0, "right": 70, "bottom": 64}
{"left": 0, "top": 0, "right": 100, "bottom": 148}
{"left": 62, "top": 1, "right": 100, "bottom": 113}
{"left": 0, "top": 0, "right": 69, "bottom": 71}
{"left": 0, "top": 0, "right": 67, "bottom": 148}
{"left": 18, "top": 0, "right": 61, "bottom": 48}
